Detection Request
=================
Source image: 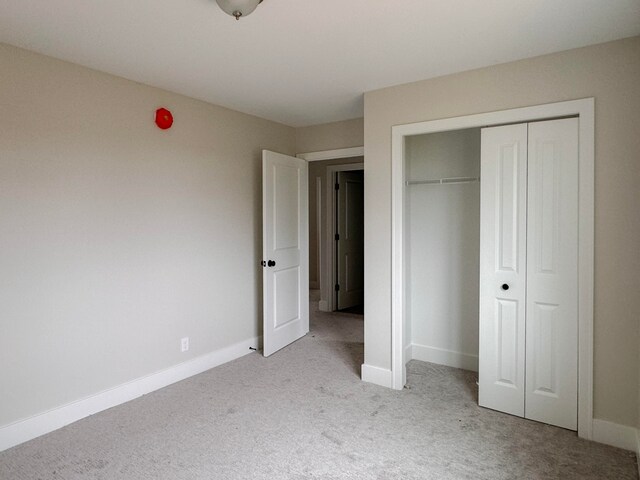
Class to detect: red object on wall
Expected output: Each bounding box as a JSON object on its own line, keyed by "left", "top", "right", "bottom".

{"left": 155, "top": 108, "right": 173, "bottom": 130}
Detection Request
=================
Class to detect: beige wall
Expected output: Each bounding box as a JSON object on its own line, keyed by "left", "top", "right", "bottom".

{"left": 364, "top": 36, "right": 640, "bottom": 427}
{"left": 296, "top": 118, "right": 364, "bottom": 153}
{"left": 0, "top": 43, "right": 295, "bottom": 427}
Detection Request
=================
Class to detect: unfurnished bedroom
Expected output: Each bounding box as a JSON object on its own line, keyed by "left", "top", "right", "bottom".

{"left": 0, "top": 1, "right": 639, "bottom": 478}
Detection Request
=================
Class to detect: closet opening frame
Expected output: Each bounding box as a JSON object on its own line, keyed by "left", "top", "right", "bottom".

{"left": 390, "top": 98, "right": 595, "bottom": 440}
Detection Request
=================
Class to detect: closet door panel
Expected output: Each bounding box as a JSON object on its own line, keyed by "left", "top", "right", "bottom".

{"left": 479, "top": 124, "right": 528, "bottom": 417}
{"left": 525, "top": 118, "right": 579, "bottom": 430}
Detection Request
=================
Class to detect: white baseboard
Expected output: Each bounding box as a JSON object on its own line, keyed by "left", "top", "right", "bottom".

{"left": 592, "top": 419, "right": 638, "bottom": 452}
{"left": 318, "top": 300, "right": 330, "bottom": 312}
{"left": 0, "top": 336, "right": 261, "bottom": 453}
{"left": 361, "top": 363, "right": 393, "bottom": 388}
{"left": 410, "top": 343, "right": 478, "bottom": 372}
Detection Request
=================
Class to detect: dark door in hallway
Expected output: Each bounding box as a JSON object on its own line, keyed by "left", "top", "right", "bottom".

{"left": 335, "top": 170, "right": 364, "bottom": 311}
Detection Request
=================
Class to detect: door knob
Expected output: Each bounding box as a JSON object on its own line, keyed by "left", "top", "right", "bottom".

{"left": 267, "top": 260, "right": 276, "bottom": 267}
{"left": 501, "top": 284, "right": 510, "bottom": 291}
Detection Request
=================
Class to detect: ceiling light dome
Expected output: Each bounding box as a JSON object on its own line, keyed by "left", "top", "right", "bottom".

{"left": 215, "top": 0, "right": 263, "bottom": 20}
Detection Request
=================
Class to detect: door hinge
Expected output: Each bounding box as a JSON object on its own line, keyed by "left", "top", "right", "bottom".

{"left": 335, "top": 233, "right": 340, "bottom": 241}
{"left": 335, "top": 284, "right": 340, "bottom": 291}
{"left": 335, "top": 182, "right": 339, "bottom": 190}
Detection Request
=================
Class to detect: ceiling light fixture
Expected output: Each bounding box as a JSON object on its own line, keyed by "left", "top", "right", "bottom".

{"left": 215, "top": 0, "right": 263, "bottom": 20}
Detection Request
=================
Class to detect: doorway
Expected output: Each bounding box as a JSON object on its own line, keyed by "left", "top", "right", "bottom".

{"left": 261, "top": 147, "right": 365, "bottom": 360}
{"left": 390, "top": 99, "right": 595, "bottom": 439}
{"left": 304, "top": 156, "right": 364, "bottom": 313}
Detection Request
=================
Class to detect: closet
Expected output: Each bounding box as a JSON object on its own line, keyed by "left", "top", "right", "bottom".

{"left": 406, "top": 118, "right": 579, "bottom": 431}
{"left": 406, "top": 128, "right": 481, "bottom": 372}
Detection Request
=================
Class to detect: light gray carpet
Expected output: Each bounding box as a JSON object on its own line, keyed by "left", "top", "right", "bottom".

{"left": 1, "top": 295, "right": 637, "bottom": 479}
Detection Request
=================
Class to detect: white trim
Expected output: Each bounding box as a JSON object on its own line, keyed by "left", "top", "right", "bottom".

{"left": 297, "top": 146, "right": 364, "bottom": 162}
{"left": 592, "top": 419, "right": 638, "bottom": 452}
{"left": 325, "top": 163, "right": 365, "bottom": 311}
{"left": 315, "top": 175, "right": 322, "bottom": 293}
{"left": 318, "top": 299, "right": 329, "bottom": 312}
{"left": 577, "top": 102, "right": 595, "bottom": 441}
{"left": 411, "top": 344, "right": 479, "bottom": 372}
{"left": 391, "top": 115, "right": 406, "bottom": 389}
{"left": 391, "top": 98, "right": 595, "bottom": 440}
{"left": 0, "top": 336, "right": 261, "bottom": 452}
{"left": 361, "top": 364, "right": 393, "bottom": 388}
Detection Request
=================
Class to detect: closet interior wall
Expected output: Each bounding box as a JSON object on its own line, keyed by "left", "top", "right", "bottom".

{"left": 405, "top": 128, "right": 481, "bottom": 371}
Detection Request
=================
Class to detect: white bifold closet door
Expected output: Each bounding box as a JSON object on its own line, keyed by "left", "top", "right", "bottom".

{"left": 479, "top": 118, "right": 579, "bottom": 430}
{"left": 479, "top": 123, "right": 528, "bottom": 418}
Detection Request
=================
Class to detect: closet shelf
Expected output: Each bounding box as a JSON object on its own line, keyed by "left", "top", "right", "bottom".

{"left": 406, "top": 176, "right": 479, "bottom": 186}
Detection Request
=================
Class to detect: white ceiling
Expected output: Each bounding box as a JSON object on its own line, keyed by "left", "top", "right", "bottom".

{"left": 1, "top": 0, "right": 639, "bottom": 127}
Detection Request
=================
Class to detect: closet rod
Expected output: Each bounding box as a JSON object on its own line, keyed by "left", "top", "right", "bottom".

{"left": 406, "top": 176, "right": 479, "bottom": 186}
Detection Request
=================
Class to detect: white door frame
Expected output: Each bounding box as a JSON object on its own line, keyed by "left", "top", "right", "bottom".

{"left": 297, "top": 147, "right": 364, "bottom": 312}
{"left": 297, "top": 146, "right": 364, "bottom": 162}
{"left": 310, "top": 176, "right": 322, "bottom": 291}
{"left": 391, "top": 98, "right": 594, "bottom": 440}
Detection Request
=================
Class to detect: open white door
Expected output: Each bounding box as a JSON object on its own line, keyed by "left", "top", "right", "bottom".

{"left": 336, "top": 170, "right": 364, "bottom": 310}
{"left": 262, "top": 150, "right": 309, "bottom": 357}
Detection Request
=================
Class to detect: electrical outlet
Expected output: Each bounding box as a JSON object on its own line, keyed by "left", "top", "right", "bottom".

{"left": 181, "top": 337, "right": 189, "bottom": 352}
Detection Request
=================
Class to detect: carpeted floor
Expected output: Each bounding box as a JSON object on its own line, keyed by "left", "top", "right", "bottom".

{"left": 0, "top": 293, "right": 637, "bottom": 479}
